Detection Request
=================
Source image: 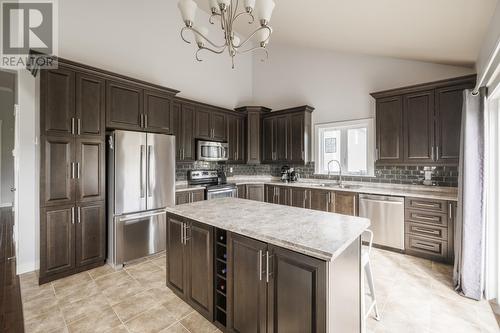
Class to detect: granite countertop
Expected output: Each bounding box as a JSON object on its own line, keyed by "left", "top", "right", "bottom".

{"left": 165, "top": 197, "right": 370, "bottom": 261}
{"left": 174, "top": 184, "right": 206, "bottom": 193}
{"left": 225, "top": 177, "right": 458, "bottom": 201}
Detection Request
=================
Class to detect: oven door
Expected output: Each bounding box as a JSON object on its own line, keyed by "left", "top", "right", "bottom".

{"left": 206, "top": 188, "right": 237, "bottom": 200}
{"left": 197, "top": 141, "right": 229, "bottom": 161}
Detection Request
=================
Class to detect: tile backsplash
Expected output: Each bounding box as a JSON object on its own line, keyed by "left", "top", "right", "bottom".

{"left": 176, "top": 162, "right": 458, "bottom": 187}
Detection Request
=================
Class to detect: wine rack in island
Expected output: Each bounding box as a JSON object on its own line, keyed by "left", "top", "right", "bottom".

{"left": 214, "top": 228, "right": 227, "bottom": 328}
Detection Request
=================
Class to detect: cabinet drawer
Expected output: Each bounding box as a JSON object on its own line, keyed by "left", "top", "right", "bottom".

{"left": 405, "top": 197, "right": 447, "bottom": 213}
{"left": 405, "top": 234, "right": 448, "bottom": 261}
{"left": 405, "top": 209, "right": 447, "bottom": 227}
{"left": 405, "top": 222, "right": 448, "bottom": 241}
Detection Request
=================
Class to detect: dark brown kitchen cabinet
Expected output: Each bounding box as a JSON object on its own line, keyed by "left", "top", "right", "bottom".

{"left": 288, "top": 113, "right": 306, "bottom": 163}
{"left": 334, "top": 192, "right": 358, "bottom": 216}
{"left": 289, "top": 187, "right": 308, "bottom": 208}
{"left": 375, "top": 96, "right": 404, "bottom": 163}
{"left": 227, "top": 115, "right": 245, "bottom": 163}
{"left": 166, "top": 215, "right": 214, "bottom": 320}
{"left": 41, "top": 68, "right": 75, "bottom": 136}
{"left": 40, "top": 136, "right": 76, "bottom": 207}
{"left": 265, "top": 185, "right": 289, "bottom": 206}
{"left": 106, "top": 80, "right": 143, "bottom": 130}
{"left": 236, "top": 106, "right": 271, "bottom": 165}
{"left": 227, "top": 233, "right": 327, "bottom": 333}
{"left": 435, "top": 85, "right": 469, "bottom": 164}
{"left": 403, "top": 91, "right": 435, "bottom": 163}
{"left": 144, "top": 90, "right": 173, "bottom": 134}
{"left": 175, "top": 189, "right": 205, "bottom": 205}
{"left": 195, "top": 107, "right": 227, "bottom": 141}
{"left": 262, "top": 117, "right": 275, "bottom": 162}
{"left": 262, "top": 116, "right": 288, "bottom": 163}
{"left": 75, "top": 137, "right": 105, "bottom": 203}
{"left": 40, "top": 205, "right": 76, "bottom": 278}
{"left": 372, "top": 75, "right": 476, "bottom": 166}
{"left": 173, "top": 101, "right": 196, "bottom": 162}
{"left": 237, "top": 185, "right": 246, "bottom": 199}
{"left": 75, "top": 201, "right": 106, "bottom": 267}
{"left": 309, "top": 189, "right": 332, "bottom": 212}
{"left": 76, "top": 73, "right": 105, "bottom": 137}
{"left": 246, "top": 184, "right": 265, "bottom": 202}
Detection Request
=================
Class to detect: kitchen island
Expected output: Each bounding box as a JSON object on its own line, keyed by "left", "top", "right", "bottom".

{"left": 165, "top": 197, "right": 370, "bottom": 333}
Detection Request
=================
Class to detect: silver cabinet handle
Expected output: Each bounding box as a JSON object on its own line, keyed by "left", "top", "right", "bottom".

{"left": 71, "top": 207, "right": 75, "bottom": 224}
{"left": 266, "top": 251, "right": 270, "bottom": 283}
{"left": 77, "top": 206, "right": 81, "bottom": 224}
{"left": 144, "top": 114, "right": 148, "bottom": 128}
{"left": 184, "top": 223, "right": 191, "bottom": 242}
{"left": 140, "top": 145, "right": 146, "bottom": 198}
{"left": 147, "top": 145, "right": 153, "bottom": 197}
{"left": 414, "top": 242, "right": 436, "bottom": 251}
{"left": 413, "top": 214, "right": 440, "bottom": 222}
{"left": 77, "top": 118, "right": 81, "bottom": 135}
{"left": 71, "top": 162, "right": 75, "bottom": 179}
{"left": 258, "top": 250, "right": 263, "bottom": 281}
{"left": 412, "top": 226, "right": 440, "bottom": 236}
{"left": 431, "top": 146, "right": 435, "bottom": 161}
{"left": 76, "top": 162, "right": 80, "bottom": 179}
{"left": 71, "top": 118, "right": 76, "bottom": 135}
{"left": 436, "top": 146, "right": 440, "bottom": 161}
{"left": 449, "top": 203, "right": 452, "bottom": 221}
{"left": 180, "top": 222, "right": 184, "bottom": 244}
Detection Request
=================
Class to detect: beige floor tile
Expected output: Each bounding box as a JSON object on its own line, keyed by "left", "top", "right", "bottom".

{"left": 111, "top": 289, "right": 161, "bottom": 322}
{"left": 101, "top": 278, "right": 147, "bottom": 306}
{"left": 105, "top": 324, "right": 129, "bottom": 333}
{"left": 126, "top": 261, "right": 162, "bottom": 279}
{"left": 134, "top": 269, "right": 167, "bottom": 289}
{"left": 150, "top": 256, "right": 167, "bottom": 269}
{"left": 159, "top": 322, "right": 190, "bottom": 333}
{"left": 88, "top": 264, "right": 117, "bottom": 280}
{"left": 21, "top": 282, "right": 55, "bottom": 303}
{"left": 147, "top": 251, "right": 166, "bottom": 260}
{"left": 24, "top": 308, "right": 66, "bottom": 333}
{"left": 19, "top": 271, "right": 39, "bottom": 289}
{"left": 125, "top": 304, "right": 177, "bottom": 332}
{"left": 95, "top": 270, "right": 134, "bottom": 290}
{"left": 59, "top": 293, "right": 110, "bottom": 324}
{"left": 180, "top": 311, "right": 217, "bottom": 333}
{"left": 52, "top": 272, "right": 92, "bottom": 295}
{"left": 66, "top": 307, "right": 122, "bottom": 333}
{"left": 22, "top": 293, "right": 59, "bottom": 320}
{"left": 54, "top": 280, "right": 100, "bottom": 306}
{"left": 162, "top": 293, "right": 194, "bottom": 320}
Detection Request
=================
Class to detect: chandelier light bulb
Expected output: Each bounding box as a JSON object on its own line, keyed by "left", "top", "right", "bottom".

{"left": 209, "top": 0, "right": 220, "bottom": 13}
{"left": 255, "top": 0, "right": 275, "bottom": 23}
{"left": 178, "top": 0, "right": 197, "bottom": 26}
{"left": 244, "top": 0, "right": 256, "bottom": 11}
{"left": 195, "top": 26, "right": 209, "bottom": 47}
{"left": 217, "top": 0, "right": 231, "bottom": 8}
{"left": 232, "top": 35, "right": 241, "bottom": 47}
{"left": 256, "top": 29, "right": 270, "bottom": 46}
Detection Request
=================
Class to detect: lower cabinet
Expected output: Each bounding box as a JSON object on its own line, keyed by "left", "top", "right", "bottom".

{"left": 166, "top": 215, "right": 214, "bottom": 320}
{"left": 265, "top": 185, "right": 289, "bottom": 205}
{"left": 237, "top": 185, "right": 246, "bottom": 199}
{"left": 309, "top": 189, "right": 333, "bottom": 212}
{"left": 245, "top": 184, "right": 265, "bottom": 202}
{"left": 40, "top": 201, "right": 105, "bottom": 283}
{"left": 289, "top": 187, "right": 308, "bottom": 208}
{"left": 334, "top": 192, "right": 358, "bottom": 216}
{"left": 175, "top": 189, "right": 205, "bottom": 205}
{"left": 227, "top": 233, "right": 327, "bottom": 333}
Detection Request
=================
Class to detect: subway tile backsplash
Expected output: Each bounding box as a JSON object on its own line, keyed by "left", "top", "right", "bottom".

{"left": 176, "top": 162, "right": 458, "bottom": 187}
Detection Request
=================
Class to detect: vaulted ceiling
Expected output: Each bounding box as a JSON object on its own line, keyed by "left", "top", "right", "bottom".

{"left": 197, "top": 0, "right": 498, "bottom": 67}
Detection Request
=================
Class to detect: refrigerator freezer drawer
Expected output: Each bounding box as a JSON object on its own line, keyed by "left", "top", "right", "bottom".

{"left": 113, "top": 210, "right": 166, "bottom": 267}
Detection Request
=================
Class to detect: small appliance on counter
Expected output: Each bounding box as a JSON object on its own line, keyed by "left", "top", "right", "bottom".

{"left": 280, "top": 166, "right": 300, "bottom": 183}
{"left": 188, "top": 169, "right": 237, "bottom": 200}
{"left": 421, "top": 166, "right": 436, "bottom": 186}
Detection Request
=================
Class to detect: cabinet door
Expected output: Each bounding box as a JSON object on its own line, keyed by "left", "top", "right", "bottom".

{"left": 334, "top": 192, "right": 358, "bottom": 216}
{"left": 75, "top": 137, "right": 105, "bottom": 203}
{"left": 227, "top": 233, "right": 267, "bottom": 333}
{"left": 75, "top": 73, "right": 105, "bottom": 137}
{"left": 435, "top": 85, "right": 468, "bottom": 164}
{"left": 309, "top": 189, "right": 331, "bottom": 212}
{"left": 106, "top": 80, "right": 143, "bottom": 130}
{"left": 180, "top": 104, "right": 196, "bottom": 162}
{"left": 265, "top": 185, "right": 276, "bottom": 204}
{"left": 41, "top": 68, "right": 75, "bottom": 136}
{"left": 267, "top": 245, "right": 327, "bottom": 333}
{"left": 186, "top": 220, "right": 213, "bottom": 320}
{"left": 262, "top": 118, "right": 275, "bottom": 163}
{"left": 172, "top": 102, "right": 182, "bottom": 160}
{"left": 40, "top": 136, "right": 75, "bottom": 207}
{"left": 75, "top": 201, "right": 105, "bottom": 267}
{"left": 227, "top": 115, "right": 238, "bottom": 162}
{"left": 289, "top": 188, "right": 307, "bottom": 208}
{"left": 167, "top": 216, "right": 187, "bottom": 295}
{"left": 277, "top": 187, "right": 289, "bottom": 206}
{"left": 289, "top": 113, "right": 304, "bottom": 163}
{"left": 275, "top": 116, "right": 288, "bottom": 161}
{"left": 403, "top": 91, "right": 435, "bottom": 163}
{"left": 212, "top": 112, "right": 227, "bottom": 141}
{"left": 195, "top": 107, "right": 212, "bottom": 139}
{"left": 247, "top": 111, "right": 262, "bottom": 164}
{"left": 40, "top": 205, "right": 76, "bottom": 278}
{"left": 236, "top": 117, "right": 246, "bottom": 163}
{"left": 176, "top": 192, "right": 191, "bottom": 205}
{"left": 246, "top": 184, "right": 265, "bottom": 202}
{"left": 191, "top": 190, "right": 205, "bottom": 202}
{"left": 144, "top": 90, "right": 172, "bottom": 134}
{"left": 376, "top": 96, "right": 403, "bottom": 163}
{"left": 237, "top": 185, "right": 246, "bottom": 199}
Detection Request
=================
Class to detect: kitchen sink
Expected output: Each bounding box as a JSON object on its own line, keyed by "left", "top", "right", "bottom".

{"left": 323, "top": 184, "right": 363, "bottom": 190}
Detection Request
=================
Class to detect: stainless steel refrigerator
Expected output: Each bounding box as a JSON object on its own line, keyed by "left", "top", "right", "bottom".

{"left": 107, "top": 130, "right": 175, "bottom": 268}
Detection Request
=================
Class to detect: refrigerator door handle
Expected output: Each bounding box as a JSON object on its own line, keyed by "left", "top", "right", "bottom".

{"left": 140, "top": 145, "right": 146, "bottom": 198}
{"left": 147, "top": 145, "right": 153, "bottom": 197}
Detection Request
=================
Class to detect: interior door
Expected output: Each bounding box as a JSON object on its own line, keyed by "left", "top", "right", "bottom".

{"left": 76, "top": 201, "right": 105, "bottom": 267}
{"left": 146, "top": 133, "right": 176, "bottom": 210}
{"left": 227, "top": 233, "right": 267, "bottom": 333}
{"left": 113, "top": 131, "right": 147, "bottom": 214}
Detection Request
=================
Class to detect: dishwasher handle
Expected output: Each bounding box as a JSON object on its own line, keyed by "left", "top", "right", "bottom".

{"left": 359, "top": 195, "right": 404, "bottom": 204}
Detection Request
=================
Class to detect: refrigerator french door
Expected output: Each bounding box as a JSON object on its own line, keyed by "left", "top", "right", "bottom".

{"left": 108, "top": 130, "right": 175, "bottom": 267}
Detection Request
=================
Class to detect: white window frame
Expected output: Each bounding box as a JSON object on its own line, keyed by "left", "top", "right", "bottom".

{"left": 314, "top": 118, "right": 375, "bottom": 177}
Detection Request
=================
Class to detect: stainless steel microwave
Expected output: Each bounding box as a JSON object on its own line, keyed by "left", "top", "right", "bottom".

{"left": 197, "top": 141, "right": 229, "bottom": 161}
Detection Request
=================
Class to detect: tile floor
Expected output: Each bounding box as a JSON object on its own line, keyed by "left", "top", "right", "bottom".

{"left": 19, "top": 249, "right": 500, "bottom": 333}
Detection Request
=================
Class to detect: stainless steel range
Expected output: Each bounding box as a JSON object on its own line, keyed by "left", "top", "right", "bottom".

{"left": 188, "top": 170, "right": 237, "bottom": 200}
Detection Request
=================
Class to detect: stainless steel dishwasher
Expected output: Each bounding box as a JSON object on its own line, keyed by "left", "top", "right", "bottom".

{"left": 359, "top": 194, "right": 405, "bottom": 250}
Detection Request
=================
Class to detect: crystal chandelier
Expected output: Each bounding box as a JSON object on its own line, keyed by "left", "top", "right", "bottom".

{"left": 177, "top": 0, "right": 275, "bottom": 68}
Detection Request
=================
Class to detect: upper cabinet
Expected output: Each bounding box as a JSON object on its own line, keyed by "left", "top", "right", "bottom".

{"left": 227, "top": 114, "right": 245, "bottom": 163}
{"left": 262, "top": 106, "right": 314, "bottom": 165}
{"left": 195, "top": 106, "right": 227, "bottom": 141}
{"left": 173, "top": 100, "right": 196, "bottom": 162}
{"left": 144, "top": 89, "right": 173, "bottom": 134}
{"left": 372, "top": 75, "right": 476, "bottom": 166}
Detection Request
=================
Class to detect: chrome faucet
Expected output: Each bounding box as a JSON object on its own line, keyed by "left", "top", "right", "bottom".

{"left": 327, "top": 160, "right": 343, "bottom": 188}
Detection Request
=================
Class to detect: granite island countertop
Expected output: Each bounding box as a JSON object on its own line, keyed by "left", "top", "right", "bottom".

{"left": 165, "top": 197, "right": 370, "bottom": 261}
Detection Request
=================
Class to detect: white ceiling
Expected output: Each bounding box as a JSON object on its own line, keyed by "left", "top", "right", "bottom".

{"left": 196, "top": 0, "right": 498, "bottom": 67}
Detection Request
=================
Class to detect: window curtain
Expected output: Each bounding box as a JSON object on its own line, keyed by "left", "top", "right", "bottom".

{"left": 453, "top": 89, "right": 487, "bottom": 300}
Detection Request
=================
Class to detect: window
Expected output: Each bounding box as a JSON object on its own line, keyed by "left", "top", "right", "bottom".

{"left": 315, "top": 118, "right": 375, "bottom": 176}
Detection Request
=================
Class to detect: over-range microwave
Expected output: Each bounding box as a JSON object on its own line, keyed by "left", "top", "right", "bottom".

{"left": 197, "top": 140, "right": 229, "bottom": 162}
